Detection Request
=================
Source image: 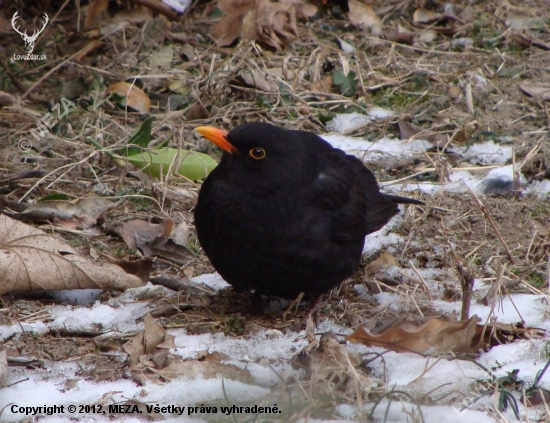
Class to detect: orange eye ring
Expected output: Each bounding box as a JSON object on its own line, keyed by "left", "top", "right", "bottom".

{"left": 249, "top": 147, "right": 266, "bottom": 160}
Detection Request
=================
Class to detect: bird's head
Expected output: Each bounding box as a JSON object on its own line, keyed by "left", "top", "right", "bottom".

{"left": 196, "top": 122, "right": 315, "bottom": 187}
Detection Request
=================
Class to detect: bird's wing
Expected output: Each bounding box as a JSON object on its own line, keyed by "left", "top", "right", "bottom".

{"left": 306, "top": 149, "right": 399, "bottom": 241}
{"left": 356, "top": 162, "right": 400, "bottom": 234}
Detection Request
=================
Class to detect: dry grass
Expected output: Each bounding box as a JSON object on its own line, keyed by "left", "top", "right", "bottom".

{"left": 1, "top": 0, "right": 550, "bottom": 420}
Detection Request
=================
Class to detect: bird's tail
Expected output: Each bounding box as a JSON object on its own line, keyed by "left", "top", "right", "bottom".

{"left": 383, "top": 194, "right": 425, "bottom": 206}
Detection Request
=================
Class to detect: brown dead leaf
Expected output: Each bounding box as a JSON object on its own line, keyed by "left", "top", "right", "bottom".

{"left": 106, "top": 82, "right": 150, "bottom": 114}
{"left": 510, "top": 31, "right": 550, "bottom": 51}
{"left": 397, "top": 121, "right": 448, "bottom": 148}
{"left": 112, "top": 6, "right": 156, "bottom": 25}
{"left": 84, "top": 0, "right": 109, "bottom": 29}
{"left": 181, "top": 44, "right": 196, "bottom": 61}
{"left": 255, "top": 0, "right": 299, "bottom": 50}
{"left": 238, "top": 71, "right": 272, "bottom": 92}
{"left": 525, "top": 389, "right": 550, "bottom": 407}
{"left": 122, "top": 313, "right": 176, "bottom": 384}
{"left": 519, "top": 81, "right": 550, "bottom": 101}
{"left": 145, "top": 237, "right": 195, "bottom": 266}
{"left": 448, "top": 85, "right": 462, "bottom": 100}
{"left": 218, "top": 0, "right": 254, "bottom": 17}
{"left": 213, "top": 0, "right": 251, "bottom": 46}
{"left": 311, "top": 74, "right": 333, "bottom": 93}
{"left": 114, "top": 259, "right": 153, "bottom": 283}
{"left": 168, "top": 80, "right": 191, "bottom": 95}
{"left": 0, "top": 214, "right": 144, "bottom": 295}
{"left": 215, "top": 0, "right": 256, "bottom": 46}
{"left": 168, "top": 219, "right": 189, "bottom": 246}
{"left": 98, "top": 21, "right": 130, "bottom": 38}
{"left": 292, "top": 333, "right": 356, "bottom": 376}
{"left": 20, "top": 197, "right": 115, "bottom": 229}
{"left": 297, "top": 104, "right": 311, "bottom": 115}
{"left": 213, "top": 0, "right": 298, "bottom": 50}
{"left": 195, "top": 350, "right": 231, "bottom": 362}
{"left": 363, "top": 251, "right": 400, "bottom": 292}
{"left": 443, "top": 283, "right": 462, "bottom": 302}
{"left": 388, "top": 24, "right": 415, "bottom": 45}
{"left": 186, "top": 103, "right": 209, "bottom": 120}
{"left": 411, "top": 10, "right": 458, "bottom": 36}
{"left": 348, "top": 0, "right": 381, "bottom": 34}
{"left": 280, "top": 0, "right": 317, "bottom": 20}
{"left": 473, "top": 321, "right": 545, "bottom": 350}
{"left": 123, "top": 313, "right": 176, "bottom": 366}
{"left": 181, "top": 264, "right": 195, "bottom": 279}
{"left": 292, "top": 332, "right": 378, "bottom": 399}
{"left": 413, "top": 8, "right": 441, "bottom": 24}
{"left": 365, "top": 251, "right": 397, "bottom": 276}
{"left": 392, "top": 32, "right": 415, "bottom": 45}
{"left": 295, "top": 2, "right": 318, "bottom": 19}
{"left": 120, "top": 219, "right": 174, "bottom": 250}
{"left": 415, "top": 29, "right": 437, "bottom": 44}
{"left": 398, "top": 121, "right": 422, "bottom": 140}
{"left": 347, "top": 315, "right": 478, "bottom": 354}
{"left": 0, "top": 91, "right": 16, "bottom": 107}
{"left": 118, "top": 219, "right": 194, "bottom": 265}
{"left": 63, "top": 379, "right": 79, "bottom": 391}
{"left": 266, "top": 67, "right": 296, "bottom": 81}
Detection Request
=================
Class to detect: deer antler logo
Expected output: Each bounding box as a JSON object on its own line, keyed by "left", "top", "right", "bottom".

{"left": 12, "top": 11, "right": 49, "bottom": 54}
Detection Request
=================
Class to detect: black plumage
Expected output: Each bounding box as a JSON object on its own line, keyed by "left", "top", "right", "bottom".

{"left": 194, "top": 122, "right": 422, "bottom": 298}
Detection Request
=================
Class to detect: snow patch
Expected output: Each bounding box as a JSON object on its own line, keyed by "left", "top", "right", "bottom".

{"left": 190, "top": 272, "right": 230, "bottom": 291}
{"left": 326, "top": 109, "right": 394, "bottom": 133}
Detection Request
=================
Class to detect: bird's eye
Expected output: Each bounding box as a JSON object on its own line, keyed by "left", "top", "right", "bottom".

{"left": 249, "top": 147, "right": 266, "bottom": 160}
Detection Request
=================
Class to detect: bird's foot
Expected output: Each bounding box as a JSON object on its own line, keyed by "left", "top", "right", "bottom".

{"left": 282, "top": 292, "right": 304, "bottom": 323}
{"left": 291, "top": 295, "right": 323, "bottom": 331}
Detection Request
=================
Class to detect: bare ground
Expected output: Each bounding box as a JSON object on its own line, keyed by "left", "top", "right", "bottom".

{"left": 1, "top": 0, "right": 550, "bottom": 420}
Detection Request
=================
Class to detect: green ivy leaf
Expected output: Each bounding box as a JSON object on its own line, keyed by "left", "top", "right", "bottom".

{"left": 332, "top": 70, "right": 357, "bottom": 97}
{"left": 88, "top": 121, "right": 217, "bottom": 182}
{"left": 127, "top": 148, "right": 218, "bottom": 182}
{"left": 116, "top": 116, "right": 155, "bottom": 156}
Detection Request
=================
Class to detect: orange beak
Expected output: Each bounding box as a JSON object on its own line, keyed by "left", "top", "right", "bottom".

{"left": 195, "top": 126, "right": 237, "bottom": 154}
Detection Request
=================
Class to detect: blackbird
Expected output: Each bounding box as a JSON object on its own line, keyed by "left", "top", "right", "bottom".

{"left": 194, "top": 122, "right": 423, "bottom": 299}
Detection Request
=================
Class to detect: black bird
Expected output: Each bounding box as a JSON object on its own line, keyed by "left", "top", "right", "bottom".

{"left": 194, "top": 122, "right": 423, "bottom": 299}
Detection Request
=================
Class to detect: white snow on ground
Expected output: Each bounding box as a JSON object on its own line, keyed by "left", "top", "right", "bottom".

{"left": 4, "top": 361, "right": 268, "bottom": 423}
{"left": 2, "top": 112, "right": 550, "bottom": 423}
{"left": 191, "top": 272, "right": 230, "bottom": 291}
{"left": 384, "top": 160, "right": 542, "bottom": 197}
{"left": 326, "top": 112, "right": 372, "bottom": 132}
{"left": 362, "top": 214, "right": 405, "bottom": 255}
{"left": 528, "top": 179, "right": 550, "bottom": 196}
{"left": 457, "top": 140, "right": 514, "bottom": 164}
{"left": 322, "top": 134, "right": 432, "bottom": 162}
{"left": 50, "top": 289, "right": 104, "bottom": 305}
{"left": 0, "top": 291, "right": 154, "bottom": 341}
{"left": 48, "top": 301, "right": 152, "bottom": 333}
{"left": 326, "top": 109, "right": 395, "bottom": 133}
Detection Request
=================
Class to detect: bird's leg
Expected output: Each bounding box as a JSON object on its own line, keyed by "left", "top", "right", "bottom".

{"left": 291, "top": 295, "right": 324, "bottom": 330}
{"left": 250, "top": 291, "right": 265, "bottom": 315}
{"left": 282, "top": 291, "right": 305, "bottom": 323}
